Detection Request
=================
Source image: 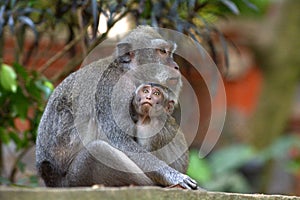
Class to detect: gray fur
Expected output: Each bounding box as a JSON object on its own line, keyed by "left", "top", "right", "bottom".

{"left": 36, "top": 26, "right": 198, "bottom": 189}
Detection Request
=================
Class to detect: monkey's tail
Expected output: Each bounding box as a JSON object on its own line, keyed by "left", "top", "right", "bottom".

{"left": 38, "top": 160, "right": 66, "bottom": 187}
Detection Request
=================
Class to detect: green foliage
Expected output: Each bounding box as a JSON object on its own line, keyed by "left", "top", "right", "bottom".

{"left": 0, "top": 0, "right": 260, "bottom": 77}
{"left": 0, "top": 63, "right": 17, "bottom": 92}
{"left": 0, "top": 0, "right": 50, "bottom": 62}
{"left": 0, "top": 62, "right": 53, "bottom": 184}
{"left": 133, "top": 0, "right": 258, "bottom": 65}
{"left": 187, "top": 150, "right": 212, "bottom": 183}
{"left": 187, "top": 135, "right": 300, "bottom": 193}
{"left": 0, "top": 0, "right": 41, "bottom": 37}
{"left": 187, "top": 145, "right": 254, "bottom": 193}
{"left": 0, "top": 64, "right": 53, "bottom": 149}
{"left": 229, "top": 0, "right": 270, "bottom": 17}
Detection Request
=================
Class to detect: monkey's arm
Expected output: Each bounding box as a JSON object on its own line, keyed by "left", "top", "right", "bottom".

{"left": 115, "top": 136, "right": 197, "bottom": 189}
{"left": 97, "top": 114, "right": 197, "bottom": 190}
{"left": 147, "top": 116, "right": 189, "bottom": 173}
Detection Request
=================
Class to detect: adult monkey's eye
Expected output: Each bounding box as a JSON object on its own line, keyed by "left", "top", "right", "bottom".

{"left": 158, "top": 48, "right": 167, "bottom": 55}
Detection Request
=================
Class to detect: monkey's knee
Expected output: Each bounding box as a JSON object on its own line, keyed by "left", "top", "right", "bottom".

{"left": 68, "top": 140, "right": 154, "bottom": 186}
{"left": 86, "top": 140, "right": 145, "bottom": 174}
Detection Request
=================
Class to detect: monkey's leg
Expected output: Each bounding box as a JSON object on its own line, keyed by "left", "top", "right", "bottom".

{"left": 66, "top": 140, "right": 155, "bottom": 187}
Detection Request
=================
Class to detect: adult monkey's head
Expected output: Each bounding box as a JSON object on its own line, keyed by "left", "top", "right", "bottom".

{"left": 114, "top": 26, "right": 183, "bottom": 101}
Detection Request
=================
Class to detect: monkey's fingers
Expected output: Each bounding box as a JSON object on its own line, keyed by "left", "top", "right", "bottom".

{"left": 180, "top": 182, "right": 195, "bottom": 190}
{"left": 181, "top": 177, "right": 198, "bottom": 190}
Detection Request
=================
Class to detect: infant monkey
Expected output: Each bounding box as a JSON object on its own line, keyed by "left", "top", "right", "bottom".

{"left": 131, "top": 83, "right": 189, "bottom": 174}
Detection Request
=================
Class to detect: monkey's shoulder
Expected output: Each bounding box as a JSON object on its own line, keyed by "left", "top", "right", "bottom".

{"left": 73, "top": 56, "right": 115, "bottom": 80}
{"left": 49, "top": 56, "right": 115, "bottom": 103}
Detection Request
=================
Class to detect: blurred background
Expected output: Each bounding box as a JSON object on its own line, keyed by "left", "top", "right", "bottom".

{"left": 1, "top": 0, "right": 300, "bottom": 196}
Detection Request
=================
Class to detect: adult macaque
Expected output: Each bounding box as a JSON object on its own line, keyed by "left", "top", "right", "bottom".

{"left": 36, "top": 26, "right": 199, "bottom": 189}
{"left": 131, "top": 83, "right": 189, "bottom": 173}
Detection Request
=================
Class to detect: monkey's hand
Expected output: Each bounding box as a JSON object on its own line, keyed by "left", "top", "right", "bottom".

{"left": 160, "top": 169, "right": 199, "bottom": 190}
{"left": 175, "top": 174, "right": 199, "bottom": 190}
{"left": 168, "top": 183, "right": 206, "bottom": 191}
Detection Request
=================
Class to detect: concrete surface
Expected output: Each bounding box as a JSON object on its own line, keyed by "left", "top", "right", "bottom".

{"left": 1, "top": 186, "right": 300, "bottom": 200}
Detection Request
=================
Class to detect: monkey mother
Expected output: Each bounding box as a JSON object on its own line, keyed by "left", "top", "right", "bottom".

{"left": 36, "top": 26, "right": 199, "bottom": 190}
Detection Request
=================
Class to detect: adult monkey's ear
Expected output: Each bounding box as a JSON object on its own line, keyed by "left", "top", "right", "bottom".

{"left": 117, "top": 42, "right": 134, "bottom": 63}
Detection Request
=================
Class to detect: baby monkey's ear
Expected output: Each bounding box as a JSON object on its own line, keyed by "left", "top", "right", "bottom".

{"left": 166, "top": 100, "right": 175, "bottom": 115}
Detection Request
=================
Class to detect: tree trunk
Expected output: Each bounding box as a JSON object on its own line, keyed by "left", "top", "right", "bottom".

{"left": 249, "top": 0, "right": 300, "bottom": 149}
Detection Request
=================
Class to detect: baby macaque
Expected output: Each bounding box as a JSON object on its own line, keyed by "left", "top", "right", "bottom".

{"left": 131, "top": 83, "right": 189, "bottom": 173}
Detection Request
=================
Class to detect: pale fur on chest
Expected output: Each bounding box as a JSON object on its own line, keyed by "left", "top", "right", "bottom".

{"left": 135, "top": 119, "right": 163, "bottom": 147}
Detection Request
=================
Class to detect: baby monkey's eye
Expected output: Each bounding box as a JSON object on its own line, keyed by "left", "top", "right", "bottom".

{"left": 143, "top": 89, "right": 149, "bottom": 93}
{"left": 153, "top": 91, "right": 161, "bottom": 96}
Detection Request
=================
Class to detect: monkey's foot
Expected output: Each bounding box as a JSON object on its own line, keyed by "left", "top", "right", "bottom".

{"left": 168, "top": 184, "right": 206, "bottom": 191}
{"left": 167, "top": 184, "right": 185, "bottom": 189}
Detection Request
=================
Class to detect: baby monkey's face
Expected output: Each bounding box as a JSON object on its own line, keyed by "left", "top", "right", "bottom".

{"left": 135, "top": 84, "right": 165, "bottom": 117}
{"left": 138, "top": 85, "right": 164, "bottom": 107}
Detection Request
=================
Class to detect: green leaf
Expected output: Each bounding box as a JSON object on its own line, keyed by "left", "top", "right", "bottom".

{"left": 0, "top": 64, "right": 17, "bottom": 93}
{"left": 0, "top": 127, "right": 10, "bottom": 144}
{"left": 187, "top": 150, "right": 212, "bottom": 184}
{"left": 0, "top": 5, "right": 5, "bottom": 36}
{"left": 18, "top": 16, "right": 38, "bottom": 40}
{"left": 13, "top": 63, "right": 29, "bottom": 81}
{"left": 35, "top": 79, "right": 53, "bottom": 100}
{"left": 220, "top": 0, "right": 240, "bottom": 15}
{"left": 44, "top": 80, "right": 54, "bottom": 91}
{"left": 11, "top": 89, "right": 29, "bottom": 119}
{"left": 242, "top": 0, "right": 258, "bottom": 11}
{"left": 288, "top": 160, "right": 300, "bottom": 174}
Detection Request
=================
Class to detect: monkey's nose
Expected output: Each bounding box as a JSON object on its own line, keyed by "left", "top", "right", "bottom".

{"left": 170, "top": 61, "right": 180, "bottom": 71}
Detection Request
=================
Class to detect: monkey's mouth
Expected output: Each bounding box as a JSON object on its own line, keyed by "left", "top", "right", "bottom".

{"left": 141, "top": 102, "right": 153, "bottom": 107}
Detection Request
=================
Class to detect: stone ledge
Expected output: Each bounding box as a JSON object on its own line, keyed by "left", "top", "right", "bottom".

{"left": 0, "top": 186, "right": 299, "bottom": 200}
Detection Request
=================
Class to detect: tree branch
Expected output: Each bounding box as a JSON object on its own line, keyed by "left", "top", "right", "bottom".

{"left": 38, "top": 30, "right": 86, "bottom": 73}
{"left": 9, "top": 144, "right": 34, "bottom": 183}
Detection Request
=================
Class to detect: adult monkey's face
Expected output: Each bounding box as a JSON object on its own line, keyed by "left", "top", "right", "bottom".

{"left": 115, "top": 26, "right": 183, "bottom": 101}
